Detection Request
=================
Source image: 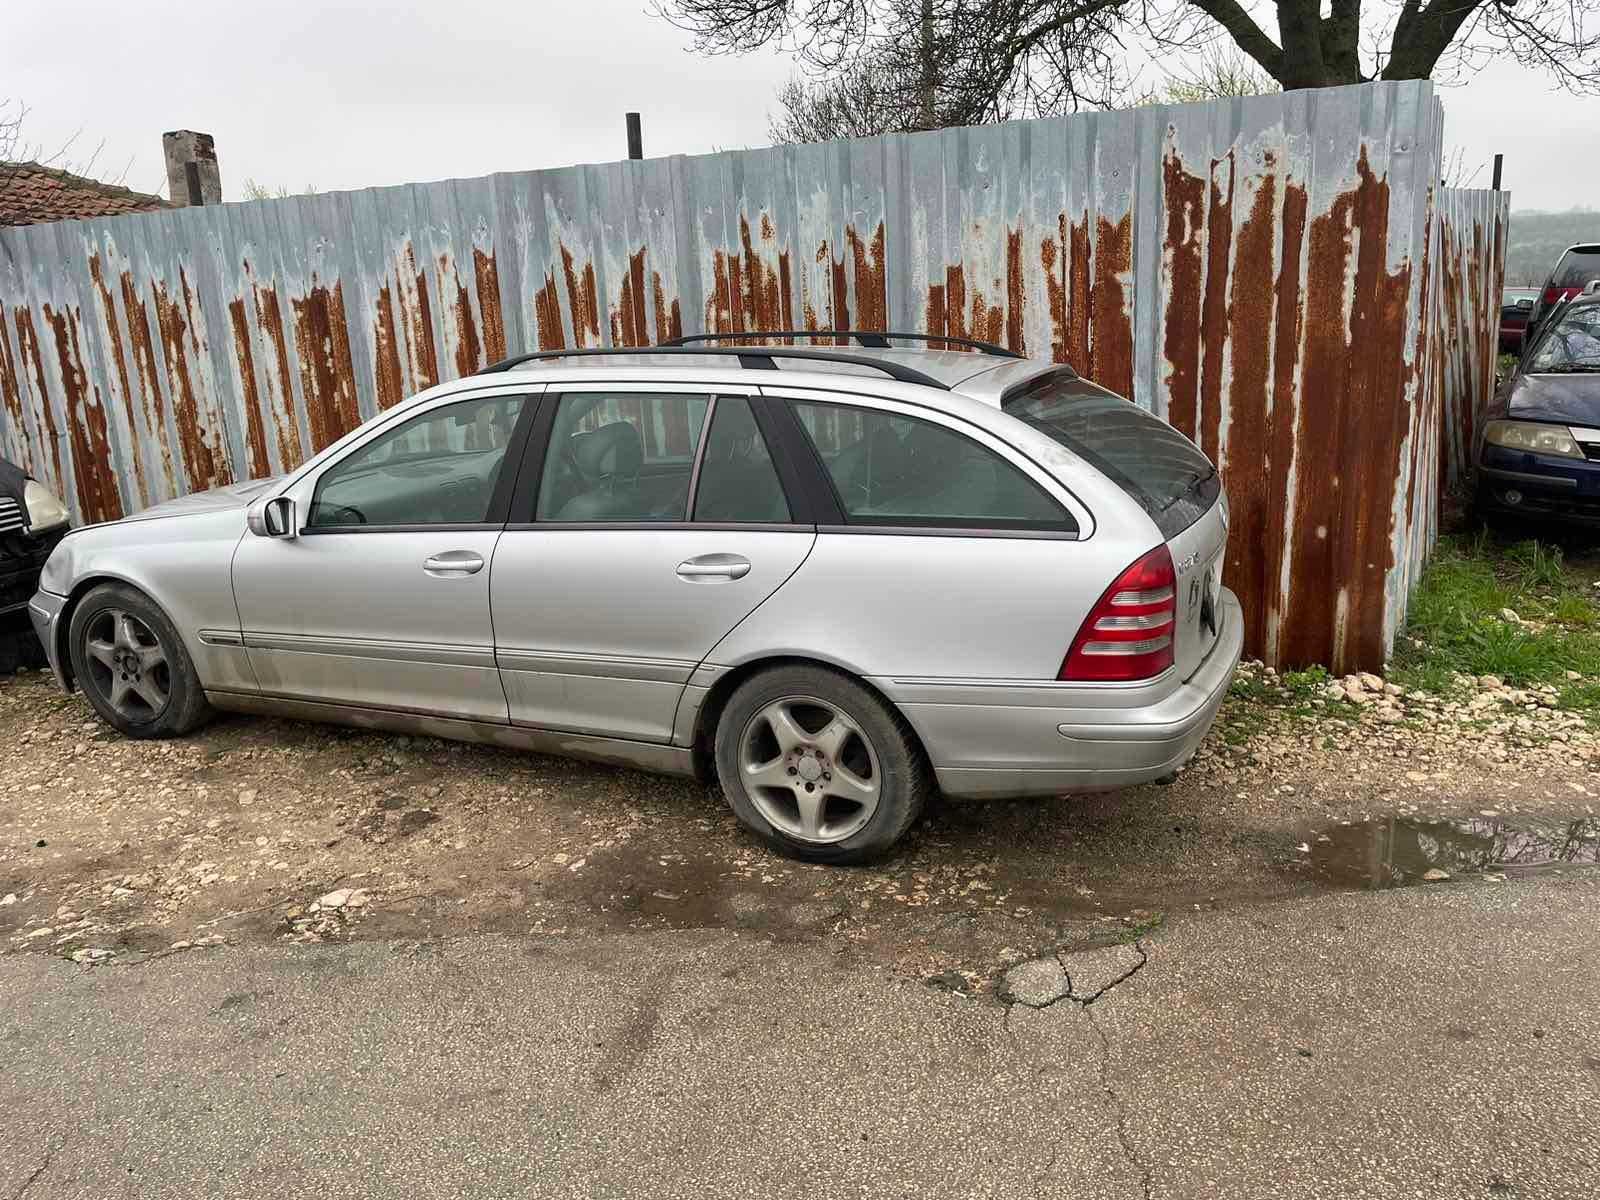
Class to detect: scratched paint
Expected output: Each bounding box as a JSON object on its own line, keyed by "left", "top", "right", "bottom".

{"left": 0, "top": 81, "right": 1502, "bottom": 671}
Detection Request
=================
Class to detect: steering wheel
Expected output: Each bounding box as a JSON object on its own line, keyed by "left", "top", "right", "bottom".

{"left": 328, "top": 505, "right": 368, "bottom": 525}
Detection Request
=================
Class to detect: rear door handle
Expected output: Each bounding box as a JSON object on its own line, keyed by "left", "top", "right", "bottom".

{"left": 676, "top": 553, "right": 751, "bottom": 582}
{"left": 423, "top": 550, "right": 485, "bottom": 577}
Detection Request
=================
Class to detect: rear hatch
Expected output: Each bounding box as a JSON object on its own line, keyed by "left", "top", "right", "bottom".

{"left": 1003, "top": 373, "right": 1227, "bottom": 681}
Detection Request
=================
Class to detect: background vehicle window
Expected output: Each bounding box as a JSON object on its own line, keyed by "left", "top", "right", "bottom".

{"left": 692, "top": 398, "right": 790, "bottom": 522}
{"left": 791, "top": 400, "right": 1068, "bottom": 529}
{"left": 307, "top": 395, "right": 524, "bottom": 527}
{"left": 1553, "top": 250, "right": 1600, "bottom": 289}
{"left": 536, "top": 392, "right": 710, "bottom": 521}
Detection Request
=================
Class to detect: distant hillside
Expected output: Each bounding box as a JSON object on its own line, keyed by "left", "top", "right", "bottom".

{"left": 1504, "top": 208, "right": 1600, "bottom": 285}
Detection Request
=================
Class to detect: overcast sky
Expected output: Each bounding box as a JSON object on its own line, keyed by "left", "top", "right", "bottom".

{"left": 5, "top": 0, "right": 1595, "bottom": 212}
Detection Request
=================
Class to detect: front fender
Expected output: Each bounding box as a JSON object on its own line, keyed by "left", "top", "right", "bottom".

{"left": 44, "top": 511, "right": 256, "bottom": 694}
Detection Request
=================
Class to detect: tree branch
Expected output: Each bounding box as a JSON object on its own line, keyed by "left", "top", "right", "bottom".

{"left": 1183, "top": 0, "right": 1287, "bottom": 78}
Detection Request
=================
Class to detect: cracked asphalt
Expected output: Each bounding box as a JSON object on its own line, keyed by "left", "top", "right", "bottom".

{"left": 3, "top": 877, "right": 1598, "bottom": 1198}
{"left": 3, "top": 670, "right": 1600, "bottom": 1196}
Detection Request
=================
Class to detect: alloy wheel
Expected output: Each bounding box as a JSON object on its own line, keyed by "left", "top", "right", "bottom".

{"left": 82, "top": 609, "right": 171, "bottom": 721}
{"left": 738, "top": 695, "right": 881, "bottom": 844}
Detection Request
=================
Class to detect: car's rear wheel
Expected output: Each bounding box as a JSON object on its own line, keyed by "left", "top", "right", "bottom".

{"left": 68, "top": 583, "right": 212, "bottom": 738}
{"left": 713, "top": 665, "right": 930, "bottom": 864}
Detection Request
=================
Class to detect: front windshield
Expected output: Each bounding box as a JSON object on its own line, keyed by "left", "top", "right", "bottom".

{"left": 1529, "top": 306, "right": 1600, "bottom": 373}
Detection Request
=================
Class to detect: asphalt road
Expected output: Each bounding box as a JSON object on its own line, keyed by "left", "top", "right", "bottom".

{"left": 3, "top": 873, "right": 1597, "bottom": 1199}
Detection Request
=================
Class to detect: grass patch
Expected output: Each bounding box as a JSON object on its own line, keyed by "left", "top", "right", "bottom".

{"left": 1391, "top": 532, "right": 1600, "bottom": 719}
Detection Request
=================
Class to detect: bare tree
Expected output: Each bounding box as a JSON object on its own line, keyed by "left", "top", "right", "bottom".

{"left": 659, "top": 0, "right": 1600, "bottom": 124}
{"left": 1, "top": 98, "right": 138, "bottom": 205}
{"left": 240, "top": 179, "right": 320, "bottom": 201}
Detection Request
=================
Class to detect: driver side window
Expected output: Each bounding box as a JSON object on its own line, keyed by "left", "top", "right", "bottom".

{"left": 307, "top": 394, "right": 525, "bottom": 528}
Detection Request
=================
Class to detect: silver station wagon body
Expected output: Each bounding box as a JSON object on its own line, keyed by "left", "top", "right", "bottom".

{"left": 31, "top": 338, "right": 1241, "bottom": 862}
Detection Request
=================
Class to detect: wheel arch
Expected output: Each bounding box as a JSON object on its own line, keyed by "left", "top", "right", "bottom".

{"left": 687, "top": 654, "right": 931, "bottom": 784}
{"left": 54, "top": 572, "right": 147, "bottom": 689}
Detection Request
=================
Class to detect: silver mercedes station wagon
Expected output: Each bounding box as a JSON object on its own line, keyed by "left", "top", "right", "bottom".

{"left": 30, "top": 334, "right": 1240, "bottom": 863}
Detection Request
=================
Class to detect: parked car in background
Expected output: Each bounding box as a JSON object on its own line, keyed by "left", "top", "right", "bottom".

{"left": 1, "top": 458, "right": 71, "bottom": 671}
{"left": 28, "top": 334, "right": 1241, "bottom": 863}
{"left": 1477, "top": 286, "right": 1600, "bottom": 527}
{"left": 1522, "top": 243, "right": 1600, "bottom": 353}
{"left": 1500, "top": 287, "right": 1540, "bottom": 354}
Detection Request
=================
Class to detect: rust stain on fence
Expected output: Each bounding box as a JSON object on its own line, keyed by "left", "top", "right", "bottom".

{"left": 373, "top": 283, "right": 406, "bottom": 410}
{"left": 119, "top": 271, "right": 175, "bottom": 497}
{"left": 1065, "top": 216, "right": 1093, "bottom": 371}
{"left": 154, "top": 269, "right": 232, "bottom": 493}
{"left": 246, "top": 266, "right": 305, "bottom": 470}
{"left": 1090, "top": 214, "right": 1134, "bottom": 399}
{"left": 0, "top": 305, "right": 27, "bottom": 474}
{"left": 13, "top": 308, "right": 66, "bottom": 497}
{"left": 445, "top": 255, "right": 483, "bottom": 379}
{"left": 1197, "top": 154, "right": 1236, "bottom": 458}
{"left": 226, "top": 299, "right": 272, "bottom": 479}
{"left": 86, "top": 255, "right": 148, "bottom": 506}
{"left": 561, "top": 245, "right": 600, "bottom": 349}
{"left": 1162, "top": 151, "right": 1206, "bottom": 438}
{"left": 290, "top": 276, "right": 361, "bottom": 454}
{"left": 534, "top": 271, "right": 565, "bottom": 350}
{"left": 42, "top": 303, "right": 122, "bottom": 522}
{"left": 473, "top": 248, "right": 506, "bottom": 365}
{"left": 1220, "top": 168, "right": 1285, "bottom": 660}
{"left": 1280, "top": 149, "right": 1412, "bottom": 673}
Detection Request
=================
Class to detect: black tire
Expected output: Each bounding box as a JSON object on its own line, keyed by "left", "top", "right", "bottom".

{"left": 713, "top": 664, "right": 931, "bottom": 864}
{"left": 67, "top": 582, "right": 212, "bottom": 738}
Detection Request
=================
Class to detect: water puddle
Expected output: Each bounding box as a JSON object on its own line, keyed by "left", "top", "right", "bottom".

{"left": 1305, "top": 814, "right": 1600, "bottom": 890}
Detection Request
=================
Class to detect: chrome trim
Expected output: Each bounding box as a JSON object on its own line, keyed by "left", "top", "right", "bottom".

{"left": 241, "top": 630, "right": 498, "bottom": 668}
{"left": 197, "top": 628, "right": 244, "bottom": 647}
{"left": 1568, "top": 425, "right": 1600, "bottom": 443}
{"left": 494, "top": 648, "right": 697, "bottom": 684}
{"left": 204, "top": 690, "right": 694, "bottom": 776}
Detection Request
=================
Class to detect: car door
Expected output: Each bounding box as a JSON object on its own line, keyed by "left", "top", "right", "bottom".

{"left": 231, "top": 388, "right": 534, "bottom": 722}
{"left": 490, "top": 384, "right": 816, "bottom": 742}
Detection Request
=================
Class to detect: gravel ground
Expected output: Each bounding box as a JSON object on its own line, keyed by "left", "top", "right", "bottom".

{"left": 2, "top": 667, "right": 1597, "bottom": 988}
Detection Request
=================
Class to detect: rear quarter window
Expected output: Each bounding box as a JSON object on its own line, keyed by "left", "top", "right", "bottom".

{"left": 1003, "top": 375, "right": 1220, "bottom": 539}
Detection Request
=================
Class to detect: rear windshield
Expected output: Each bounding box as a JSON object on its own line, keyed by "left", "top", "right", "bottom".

{"left": 1554, "top": 249, "right": 1600, "bottom": 289}
{"left": 1003, "top": 376, "right": 1220, "bottom": 538}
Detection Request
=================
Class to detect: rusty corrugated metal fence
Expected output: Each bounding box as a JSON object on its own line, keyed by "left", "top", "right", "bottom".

{"left": 0, "top": 80, "right": 1503, "bottom": 672}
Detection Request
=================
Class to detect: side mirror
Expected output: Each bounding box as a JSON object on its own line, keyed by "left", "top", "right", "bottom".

{"left": 250, "top": 496, "right": 297, "bottom": 540}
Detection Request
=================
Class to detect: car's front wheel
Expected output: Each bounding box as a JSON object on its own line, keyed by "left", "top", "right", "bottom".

{"left": 67, "top": 583, "right": 212, "bottom": 738}
{"left": 713, "top": 665, "right": 931, "bottom": 864}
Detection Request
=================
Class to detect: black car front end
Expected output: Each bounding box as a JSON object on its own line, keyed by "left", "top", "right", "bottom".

{"left": 0, "top": 459, "right": 72, "bottom": 664}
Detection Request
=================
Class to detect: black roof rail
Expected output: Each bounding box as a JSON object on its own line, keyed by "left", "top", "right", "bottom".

{"left": 474, "top": 345, "right": 952, "bottom": 389}
{"left": 663, "top": 329, "right": 1024, "bottom": 358}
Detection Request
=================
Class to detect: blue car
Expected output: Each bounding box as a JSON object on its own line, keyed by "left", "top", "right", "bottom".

{"left": 1477, "top": 287, "right": 1600, "bottom": 527}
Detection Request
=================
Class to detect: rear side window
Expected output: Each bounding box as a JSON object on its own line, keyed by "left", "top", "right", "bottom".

{"left": 1003, "top": 376, "right": 1220, "bottom": 539}
{"left": 790, "top": 400, "right": 1071, "bottom": 531}
{"left": 536, "top": 392, "right": 709, "bottom": 521}
{"left": 693, "top": 397, "right": 791, "bottom": 522}
{"left": 1554, "top": 249, "right": 1600, "bottom": 289}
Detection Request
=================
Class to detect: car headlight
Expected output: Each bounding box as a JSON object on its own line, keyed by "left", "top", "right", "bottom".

{"left": 1483, "top": 420, "right": 1584, "bottom": 459}
{"left": 22, "top": 478, "right": 70, "bottom": 531}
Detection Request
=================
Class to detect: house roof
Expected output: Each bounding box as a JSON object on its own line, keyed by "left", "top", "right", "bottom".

{"left": 0, "top": 162, "right": 171, "bottom": 228}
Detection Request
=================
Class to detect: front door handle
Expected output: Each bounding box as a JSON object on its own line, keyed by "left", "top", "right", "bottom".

{"left": 423, "top": 550, "right": 485, "bottom": 577}
{"left": 676, "top": 553, "right": 751, "bottom": 582}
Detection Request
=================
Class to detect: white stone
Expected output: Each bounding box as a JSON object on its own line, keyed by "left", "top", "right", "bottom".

{"left": 1422, "top": 868, "right": 1451, "bottom": 881}
{"left": 0, "top": 893, "right": 15, "bottom": 906}
{"left": 1358, "top": 672, "right": 1384, "bottom": 692}
{"left": 1499, "top": 608, "right": 1521, "bottom": 625}
{"left": 318, "top": 888, "right": 353, "bottom": 909}
{"left": 1478, "top": 674, "right": 1504, "bottom": 690}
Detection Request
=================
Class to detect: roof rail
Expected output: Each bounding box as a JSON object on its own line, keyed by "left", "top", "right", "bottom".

{"left": 474, "top": 345, "right": 952, "bottom": 388}
{"left": 663, "top": 329, "right": 1024, "bottom": 358}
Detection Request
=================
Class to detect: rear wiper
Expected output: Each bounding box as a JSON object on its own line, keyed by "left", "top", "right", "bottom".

{"left": 1159, "top": 466, "right": 1217, "bottom": 511}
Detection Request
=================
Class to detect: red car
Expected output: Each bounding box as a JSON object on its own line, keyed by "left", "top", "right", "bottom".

{"left": 1501, "top": 288, "right": 1539, "bottom": 353}
{"left": 1522, "top": 243, "right": 1600, "bottom": 353}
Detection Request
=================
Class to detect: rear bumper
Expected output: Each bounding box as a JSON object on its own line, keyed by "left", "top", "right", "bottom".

{"left": 882, "top": 589, "right": 1243, "bottom": 799}
{"left": 26, "top": 588, "right": 70, "bottom": 691}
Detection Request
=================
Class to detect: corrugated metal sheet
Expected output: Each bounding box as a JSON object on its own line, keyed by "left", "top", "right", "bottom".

{"left": 0, "top": 80, "right": 1496, "bottom": 672}
{"left": 1433, "top": 187, "right": 1510, "bottom": 493}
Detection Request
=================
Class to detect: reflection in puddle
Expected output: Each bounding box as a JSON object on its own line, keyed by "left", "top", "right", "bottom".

{"left": 1308, "top": 815, "right": 1600, "bottom": 890}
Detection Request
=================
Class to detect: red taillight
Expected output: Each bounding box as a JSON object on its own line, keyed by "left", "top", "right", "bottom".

{"left": 1059, "top": 546, "right": 1177, "bottom": 682}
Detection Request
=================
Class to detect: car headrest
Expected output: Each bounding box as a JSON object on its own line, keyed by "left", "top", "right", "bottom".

{"left": 571, "top": 421, "right": 643, "bottom": 480}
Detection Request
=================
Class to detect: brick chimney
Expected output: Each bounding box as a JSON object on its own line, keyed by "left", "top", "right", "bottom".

{"left": 162, "top": 130, "right": 222, "bottom": 206}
